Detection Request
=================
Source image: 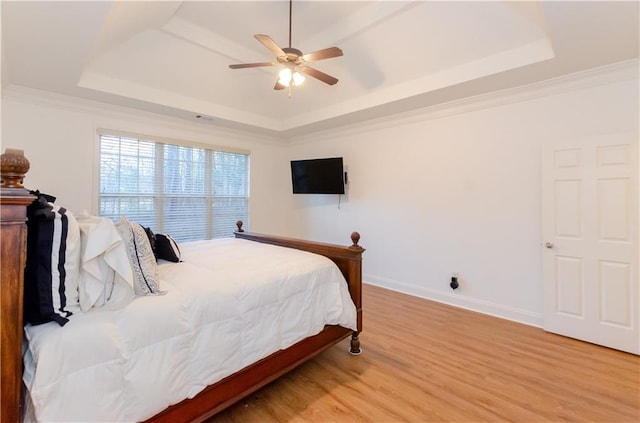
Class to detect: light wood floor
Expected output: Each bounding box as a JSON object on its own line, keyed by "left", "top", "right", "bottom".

{"left": 208, "top": 284, "right": 640, "bottom": 422}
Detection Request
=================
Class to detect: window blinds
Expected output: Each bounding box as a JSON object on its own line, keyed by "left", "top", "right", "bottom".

{"left": 99, "top": 133, "right": 249, "bottom": 242}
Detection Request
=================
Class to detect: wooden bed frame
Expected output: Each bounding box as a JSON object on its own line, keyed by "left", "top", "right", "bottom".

{"left": 0, "top": 149, "right": 364, "bottom": 423}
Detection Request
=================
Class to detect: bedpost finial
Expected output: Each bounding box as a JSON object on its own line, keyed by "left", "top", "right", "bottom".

{"left": 236, "top": 220, "right": 244, "bottom": 232}
{"left": 1, "top": 148, "right": 30, "bottom": 189}
{"left": 349, "top": 232, "right": 364, "bottom": 252}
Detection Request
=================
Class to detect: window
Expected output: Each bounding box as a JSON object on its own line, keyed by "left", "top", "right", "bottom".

{"left": 99, "top": 132, "right": 249, "bottom": 242}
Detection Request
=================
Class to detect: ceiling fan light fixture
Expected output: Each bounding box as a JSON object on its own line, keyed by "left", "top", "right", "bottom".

{"left": 229, "top": 0, "right": 342, "bottom": 91}
{"left": 278, "top": 67, "right": 305, "bottom": 87}
{"left": 278, "top": 67, "right": 292, "bottom": 85}
{"left": 292, "top": 70, "right": 305, "bottom": 86}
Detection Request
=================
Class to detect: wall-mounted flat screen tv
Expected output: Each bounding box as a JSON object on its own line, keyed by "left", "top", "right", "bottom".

{"left": 291, "top": 157, "right": 345, "bottom": 194}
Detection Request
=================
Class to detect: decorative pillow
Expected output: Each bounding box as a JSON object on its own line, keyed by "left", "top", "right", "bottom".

{"left": 115, "top": 217, "right": 164, "bottom": 295}
{"left": 155, "top": 233, "right": 182, "bottom": 263}
{"left": 143, "top": 226, "right": 156, "bottom": 257}
{"left": 24, "top": 192, "right": 81, "bottom": 326}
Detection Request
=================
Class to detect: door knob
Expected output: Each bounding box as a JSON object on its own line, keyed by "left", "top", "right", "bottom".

{"left": 545, "top": 242, "right": 554, "bottom": 249}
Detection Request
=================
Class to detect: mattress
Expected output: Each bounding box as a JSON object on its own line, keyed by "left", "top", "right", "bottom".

{"left": 23, "top": 238, "right": 357, "bottom": 422}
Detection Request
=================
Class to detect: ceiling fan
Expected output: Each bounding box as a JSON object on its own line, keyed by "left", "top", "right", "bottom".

{"left": 228, "top": 0, "right": 343, "bottom": 91}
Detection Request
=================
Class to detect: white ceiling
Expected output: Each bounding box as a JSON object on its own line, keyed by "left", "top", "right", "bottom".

{"left": 2, "top": 1, "right": 638, "bottom": 138}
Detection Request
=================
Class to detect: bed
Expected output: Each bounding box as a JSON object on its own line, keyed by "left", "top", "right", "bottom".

{"left": 0, "top": 149, "right": 364, "bottom": 423}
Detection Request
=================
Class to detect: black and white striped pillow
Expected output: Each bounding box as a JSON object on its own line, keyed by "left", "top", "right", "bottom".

{"left": 24, "top": 194, "right": 80, "bottom": 326}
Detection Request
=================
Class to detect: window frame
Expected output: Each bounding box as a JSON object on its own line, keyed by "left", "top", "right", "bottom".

{"left": 96, "top": 129, "right": 250, "bottom": 241}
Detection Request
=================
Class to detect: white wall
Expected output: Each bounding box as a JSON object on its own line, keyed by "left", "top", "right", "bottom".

{"left": 1, "top": 87, "right": 291, "bottom": 236}
{"left": 2, "top": 63, "right": 637, "bottom": 327}
{"left": 285, "top": 62, "right": 639, "bottom": 325}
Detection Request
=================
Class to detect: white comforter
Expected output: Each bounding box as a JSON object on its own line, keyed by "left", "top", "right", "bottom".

{"left": 23, "top": 238, "right": 357, "bottom": 422}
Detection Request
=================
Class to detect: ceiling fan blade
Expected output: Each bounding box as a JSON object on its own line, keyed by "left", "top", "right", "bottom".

{"left": 229, "top": 62, "right": 275, "bottom": 69}
{"left": 274, "top": 81, "right": 286, "bottom": 90}
{"left": 302, "top": 47, "right": 343, "bottom": 62}
{"left": 299, "top": 66, "right": 339, "bottom": 86}
{"left": 254, "top": 34, "right": 286, "bottom": 57}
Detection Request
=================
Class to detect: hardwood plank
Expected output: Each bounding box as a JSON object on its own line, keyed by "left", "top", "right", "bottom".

{"left": 207, "top": 284, "right": 640, "bottom": 422}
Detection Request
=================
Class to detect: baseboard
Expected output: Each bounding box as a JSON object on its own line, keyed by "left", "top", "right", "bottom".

{"left": 363, "top": 274, "right": 543, "bottom": 328}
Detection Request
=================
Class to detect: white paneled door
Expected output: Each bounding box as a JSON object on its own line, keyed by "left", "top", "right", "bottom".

{"left": 542, "top": 133, "right": 639, "bottom": 354}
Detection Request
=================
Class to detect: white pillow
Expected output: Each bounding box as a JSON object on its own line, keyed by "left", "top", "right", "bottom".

{"left": 114, "top": 217, "right": 164, "bottom": 296}
{"left": 61, "top": 207, "right": 81, "bottom": 312}
{"left": 76, "top": 216, "right": 135, "bottom": 311}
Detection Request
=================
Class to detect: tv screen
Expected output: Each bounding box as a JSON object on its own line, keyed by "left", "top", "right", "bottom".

{"left": 291, "top": 157, "right": 345, "bottom": 194}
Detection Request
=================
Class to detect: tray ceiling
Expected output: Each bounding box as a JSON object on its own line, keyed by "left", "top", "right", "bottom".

{"left": 2, "top": 1, "right": 638, "bottom": 137}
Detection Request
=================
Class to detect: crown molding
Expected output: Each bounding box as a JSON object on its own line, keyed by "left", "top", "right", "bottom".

{"left": 291, "top": 59, "right": 639, "bottom": 144}
{"left": 3, "top": 59, "right": 637, "bottom": 145}
{"left": 1, "top": 85, "right": 285, "bottom": 146}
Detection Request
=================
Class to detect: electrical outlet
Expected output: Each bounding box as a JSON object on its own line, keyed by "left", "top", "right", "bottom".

{"left": 450, "top": 273, "right": 459, "bottom": 290}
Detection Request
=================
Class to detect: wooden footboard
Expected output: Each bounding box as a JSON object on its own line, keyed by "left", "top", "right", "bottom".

{"left": 147, "top": 222, "right": 364, "bottom": 423}
{"left": 0, "top": 149, "right": 364, "bottom": 423}
{"left": 234, "top": 220, "right": 364, "bottom": 342}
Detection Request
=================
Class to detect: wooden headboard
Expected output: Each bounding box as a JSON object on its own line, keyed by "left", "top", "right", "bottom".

{"left": 1, "top": 149, "right": 35, "bottom": 422}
